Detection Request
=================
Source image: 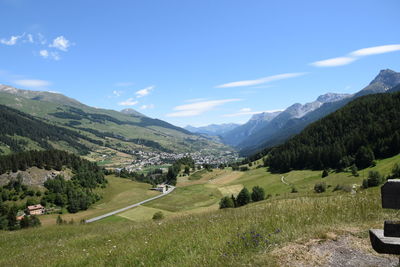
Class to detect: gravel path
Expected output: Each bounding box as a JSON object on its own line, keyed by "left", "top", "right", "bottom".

{"left": 85, "top": 185, "right": 175, "bottom": 223}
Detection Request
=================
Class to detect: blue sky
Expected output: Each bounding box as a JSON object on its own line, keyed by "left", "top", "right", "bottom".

{"left": 1, "top": 0, "right": 400, "bottom": 127}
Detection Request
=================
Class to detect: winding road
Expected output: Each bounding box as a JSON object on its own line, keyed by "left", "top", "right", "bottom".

{"left": 85, "top": 185, "right": 175, "bottom": 223}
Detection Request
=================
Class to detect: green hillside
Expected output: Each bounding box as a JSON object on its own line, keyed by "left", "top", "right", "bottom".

{"left": 0, "top": 86, "right": 233, "bottom": 164}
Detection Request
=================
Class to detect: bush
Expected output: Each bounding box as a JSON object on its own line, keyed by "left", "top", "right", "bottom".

{"left": 322, "top": 169, "right": 329, "bottom": 178}
{"left": 291, "top": 186, "right": 298, "bottom": 193}
{"left": 236, "top": 188, "right": 251, "bottom": 207}
{"left": 239, "top": 166, "right": 249, "bottom": 172}
{"left": 367, "top": 171, "right": 383, "bottom": 187}
{"left": 152, "top": 211, "right": 164, "bottom": 220}
{"left": 350, "top": 165, "right": 359, "bottom": 177}
{"left": 219, "top": 196, "right": 235, "bottom": 209}
{"left": 314, "top": 182, "right": 326, "bottom": 193}
{"left": 251, "top": 186, "right": 265, "bottom": 202}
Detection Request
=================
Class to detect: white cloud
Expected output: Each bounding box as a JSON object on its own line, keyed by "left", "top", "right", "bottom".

{"left": 311, "top": 44, "right": 400, "bottom": 68}
{"left": 310, "top": 57, "right": 356, "bottom": 67}
{"left": 136, "top": 85, "right": 154, "bottom": 98}
{"left": 0, "top": 34, "right": 24, "bottom": 45}
{"left": 26, "top": 34, "right": 34, "bottom": 43}
{"left": 216, "top": 73, "right": 306, "bottom": 88}
{"left": 49, "top": 36, "right": 71, "bottom": 51}
{"left": 223, "top": 108, "right": 283, "bottom": 117}
{"left": 115, "top": 82, "right": 134, "bottom": 87}
{"left": 166, "top": 98, "right": 241, "bottom": 117}
{"left": 140, "top": 104, "right": 154, "bottom": 110}
{"left": 350, "top": 44, "right": 400, "bottom": 57}
{"left": 13, "top": 79, "right": 51, "bottom": 88}
{"left": 39, "top": 49, "right": 49, "bottom": 58}
{"left": 112, "top": 90, "right": 123, "bottom": 97}
{"left": 39, "top": 49, "right": 60, "bottom": 60}
{"left": 118, "top": 98, "right": 138, "bottom": 106}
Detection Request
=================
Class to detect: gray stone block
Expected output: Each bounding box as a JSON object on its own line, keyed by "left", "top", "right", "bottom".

{"left": 370, "top": 229, "right": 400, "bottom": 254}
{"left": 381, "top": 180, "right": 400, "bottom": 209}
{"left": 384, "top": 221, "right": 400, "bottom": 237}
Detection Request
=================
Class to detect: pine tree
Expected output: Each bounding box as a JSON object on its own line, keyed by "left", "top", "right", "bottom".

{"left": 236, "top": 188, "right": 251, "bottom": 207}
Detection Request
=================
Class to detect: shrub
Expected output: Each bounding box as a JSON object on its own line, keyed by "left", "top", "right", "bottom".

{"left": 251, "top": 186, "right": 265, "bottom": 202}
{"left": 350, "top": 165, "right": 359, "bottom": 177}
{"left": 367, "top": 171, "right": 383, "bottom": 187}
{"left": 314, "top": 182, "right": 326, "bottom": 193}
{"left": 322, "top": 169, "right": 329, "bottom": 178}
{"left": 219, "top": 196, "right": 235, "bottom": 209}
{"left": 291, "top": 186, "right": 298, "bottom": 193}
{"left": 236, "top": 188, "right": 251, "bottom": 207}
{"left": 152, "top": 211, "right": 164, "bottom": 220}
{"left": 239, "top": 166, "right": 249, "bottom": 172}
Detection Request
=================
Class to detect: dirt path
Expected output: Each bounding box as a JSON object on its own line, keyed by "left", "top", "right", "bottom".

{"left": 281, "top": 176, "right": 290, "bottom": 185}
{"left": 271, "top": 233, "right": 398, "bottom": 266}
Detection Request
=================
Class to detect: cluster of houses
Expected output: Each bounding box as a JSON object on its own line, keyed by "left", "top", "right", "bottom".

{"left": 128, "top": 150, "right": 238, "bottom": 169}
{"left": 16, "top": 204, "right": 46, "bottom": 221}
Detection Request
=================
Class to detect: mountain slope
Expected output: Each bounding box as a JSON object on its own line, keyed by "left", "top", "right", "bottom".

{"left": 220, "top": 111, "right": 282, "bottom": 146}
{"left": 239, "top": 69, "right": 400, "bottom": 156}
{"left": 185, "top": 123, "right": 241, "bottom": 136}
{"left": 265, "top": 91, "right": 400, "bottom": 172}
{"left": 0, "top": 85, "right": 232, "bottom": 159}
{"left": 234, "top": 92, "right": 351, "bottom": 152}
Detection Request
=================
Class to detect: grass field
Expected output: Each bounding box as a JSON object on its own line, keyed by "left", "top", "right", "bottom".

{"left": 0, "top": 188, "right": 396, "bottom": 266}
{"left": 39, "top": 175, "right": 159, "bottom": 226}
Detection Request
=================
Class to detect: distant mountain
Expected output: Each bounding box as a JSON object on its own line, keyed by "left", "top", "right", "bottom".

{"left": 0, "top": 84, "right": 231, "bottom": 159}
{"left": 239, "top": 69, "right": 400, "bottom": 156}
{"left": 220, "top": 111, "right": 282, "bottom": 147}
{"left": 185, "top": 123, "right": 240, "bottom": 136}
{"left": 224, "top": 92, "right": 351, "bottom": 149}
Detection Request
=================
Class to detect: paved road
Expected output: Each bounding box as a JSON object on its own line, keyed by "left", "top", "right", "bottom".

{"left": 85, "top": 185, "right": 175, "bottom": 223}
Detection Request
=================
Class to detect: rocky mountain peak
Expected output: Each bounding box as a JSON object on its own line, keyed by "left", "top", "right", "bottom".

{"left": 369, "top": 69, "right": 400, "bottom": 88}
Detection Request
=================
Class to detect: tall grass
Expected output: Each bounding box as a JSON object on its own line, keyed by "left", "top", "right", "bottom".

{"left": 0, "top": 189, "right": 392, "bottom": 266}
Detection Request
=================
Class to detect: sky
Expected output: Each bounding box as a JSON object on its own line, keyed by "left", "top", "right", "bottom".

{"left": 0, "top": 0, "right": 400, "bottom": 127}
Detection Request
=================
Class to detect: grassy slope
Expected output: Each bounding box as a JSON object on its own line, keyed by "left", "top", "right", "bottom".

{"left": 0, "top": 155, "right": 399, "bottom": 266}
{"left": 0, "top": 188, "right": 394, "bottom": 266}
{"left": 39, "top": 175, "right": 160, "bottom": 226}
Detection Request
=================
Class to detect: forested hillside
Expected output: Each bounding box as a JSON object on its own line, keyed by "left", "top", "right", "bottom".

{"left": 0, "top": 104, "right": 93, "bottom": 154}
{"left": 265, "top": 92, "right": 400, "bottom": 172}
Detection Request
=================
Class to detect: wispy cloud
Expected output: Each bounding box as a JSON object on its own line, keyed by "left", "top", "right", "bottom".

{"left": 311, "top": 57, "right": 356, "bottom": 67}
{"left": 140, "top": 104, "right": 154, "bottom": 110}
{"left": 39, "top": 49, "right": 60, "bottom": 60}
{"left": 13, "top": 79, "right": 51, "bottom": 88}
{"left": 49, "top": 36, "right": 71, "bottom": 51}
{"left": 222, "top": 108, "right": 283, "bottom": 117}
{"left": 216, "top": 72, "right": 306, "bottom": 88}
{"left": 118, "top": 98, "right": 138, "bottom": 106}
{"left": 0, "top": 33, "right": 73, "bottom": 60}
{"left": 112, "top": 90, "right": 123, "bottom": 97}
{"left": 311, "top": 44, "right": 400, "bottom": 67}
{"left": 166, "top": 98, "right": 241, "bottom": 117}
{"left": 136, "top": 85, "right": 154, "bottom": 98}
{"left": 0, "top": 33, "right": 25, "bottom": 45}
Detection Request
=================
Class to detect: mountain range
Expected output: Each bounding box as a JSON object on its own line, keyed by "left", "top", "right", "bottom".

{"left": 186, "top": 69, "right": 400, "bottom": 156}
{"left": 184, "top": 123, "right": 241, "bottom": 136}
{"left": 234, "top": 69, "right": 400, "bottom": 156}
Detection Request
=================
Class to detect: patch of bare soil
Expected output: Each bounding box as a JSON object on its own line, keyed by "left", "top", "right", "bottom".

{"left": 272, "top": 233, "right": 398, "bottom": 267}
